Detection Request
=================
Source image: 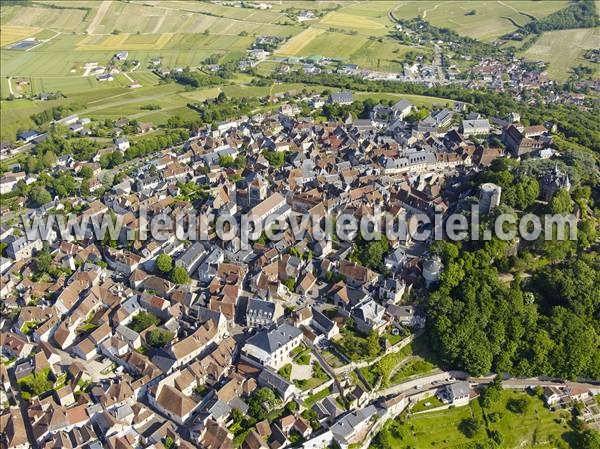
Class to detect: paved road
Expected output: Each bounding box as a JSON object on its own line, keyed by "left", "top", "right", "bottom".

{"left": 432, "top": 45, "right": 445, "bottom": 83}
{"left": 374, "top": 371, "right": 600, "bottom": 402}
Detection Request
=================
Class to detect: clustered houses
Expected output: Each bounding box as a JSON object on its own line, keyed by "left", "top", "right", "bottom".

{"left": 0, "top": 93, "right": 589, "bottom": 449}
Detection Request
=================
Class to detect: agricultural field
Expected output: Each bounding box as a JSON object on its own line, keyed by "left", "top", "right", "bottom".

{"left": 0, "top": 0, "right": 592, "bottom": 142}
{"left": 277, "top": 29, "right": 429, "bottom": 71}
{"left": 385, "top": 390, "right": 572, "bottom": 449}
{"left": 0, "top": 68, "right": 458, "bottom": 141}
{"left": 0, "top": 2, "right": 95, "bottom": 33}
{"left": 1, "top": 31, "right": 254, "bottom": 79}
{"left": 391, "top": 0, "right": 567, "bottom": 42}
{"left": 313, "top": 0, "right": 398, "bottom": 36}
{"left": 521, "top": 28, "right": 600, "bottom": 81}
{"left": 0, "top": 25, "right": 42, "bottom": 46}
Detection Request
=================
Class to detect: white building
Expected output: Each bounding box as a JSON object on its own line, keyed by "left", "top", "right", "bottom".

{"left": 247, "top": 192, "right": 291, "bottom": 231}
{"left": 462, "top": 119, "right": 491, "bottom": 137}
{"left": 241, "top": 323, "right": 303, "bottom": 370}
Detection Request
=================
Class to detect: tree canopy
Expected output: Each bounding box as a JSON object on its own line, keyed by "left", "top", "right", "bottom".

{"left": 156, "top": 254, "right": 173, "bottom": 274}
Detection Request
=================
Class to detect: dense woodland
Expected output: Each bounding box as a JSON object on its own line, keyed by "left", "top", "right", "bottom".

{"left": 426, "top": 154, "right": 599, "bottom": 380}
{"left": 427, "top": 241, "right": 599, "bottom": 379}
{"left": 523, "top": 0, "right": 599, "bottom": 34}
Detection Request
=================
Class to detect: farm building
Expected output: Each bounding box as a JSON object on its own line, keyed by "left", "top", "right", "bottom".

{"left": 96, "top": 74, "right": 114, "bottom": 82}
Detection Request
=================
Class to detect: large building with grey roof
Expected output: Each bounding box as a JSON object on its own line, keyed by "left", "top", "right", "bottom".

{"left": 241, "top": 323, "right": 303, "bottom": 370}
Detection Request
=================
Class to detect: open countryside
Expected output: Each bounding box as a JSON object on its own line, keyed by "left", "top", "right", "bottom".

{"left": 1, "top": 0, "right": 598, "bottom": 142}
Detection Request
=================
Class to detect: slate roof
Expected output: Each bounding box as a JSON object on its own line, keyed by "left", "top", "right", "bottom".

{"left": 330, "top": 92, "right": 353, "bottom": 104}
{"left": 245, "top": 323, "right": 302, "bottom": 354}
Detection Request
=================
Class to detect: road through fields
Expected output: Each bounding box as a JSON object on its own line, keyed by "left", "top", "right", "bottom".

{"left": 87, "top": 0, "right": 111, "bottom": 35}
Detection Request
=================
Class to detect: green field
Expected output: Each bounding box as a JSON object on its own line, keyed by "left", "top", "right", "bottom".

{"left": 0, "top": 0, "right": 302, "bottom": 36}
{"left": 277, "top": 28, "right": 429, "bottom": 71}
{"left": 0, "top": 77, "right": 459, "bottom": 142}
{"left": 391, "top": 0, "right": 567, "bottom": 42}
{"left": 0, "top": 0, "right": 593, "bottom": 141}
{"left": 521, "top": 28, "right": 600, "bottom": 81}
{"left": 385, "top": 390, "right": 572, "bottom": 449}
{"left": 354, "top": 91, "right": 455, "bottom": 108}
{"left": 316, "top": 2, "right": 397, "bottom": 37}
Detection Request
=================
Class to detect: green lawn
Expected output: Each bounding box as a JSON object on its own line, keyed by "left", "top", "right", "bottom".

{"left": 294, "top": 362, "right": 329, "bottom": 391}
{"left": 384, "top": 329, "right": 408, "bottom": 346}
{"left": 388, "top": 358, "right": 437, "bottom": 387}
{"left": 293, "top": 348, "right": 311, "bottom": 365}
{"left": 484, "top": 390, "right": 572, "bottom": 448}
{"left": 357, "top": 333, "right": 441, "bottom": 390}
{"left": 381, "top": 390, "right": 573, "bottom": 449}
{"left": 411, "top": 395, "right": 445, "bottom": 413}
{"left": 358, "top": 365, "right": 379, "bottom": 389}
{"left": 353, "top": 91, "right": 455, "bottom": 108}
{"left": 303, "top": 386, "right": 333, "bottom": 408}
{"left": 76, "top": 322, "right": 98, "bottom": 334}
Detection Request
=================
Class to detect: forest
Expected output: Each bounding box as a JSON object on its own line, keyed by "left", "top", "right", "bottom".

{"left": 426, "top": 155, "right": 599, "bottom": 379}
{"left": 523, "top": 0, "right": 599, "bottom": 34}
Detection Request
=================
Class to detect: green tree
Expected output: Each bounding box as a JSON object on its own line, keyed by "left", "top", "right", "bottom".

{"left": 459, "top": 417, "right": 481, "bottom": 438}
{"left": 248, "top": 387, "right": 278, "bottom": 421}
{"left": 41, "top": 151, "right": 57, "bottom": 169}
{"left": 147, "top": 329, "right": 174, "bottom": 348}
{"left": 81, "top": 179, "right": 91, "bottom": 196}
{"left": 28, "top": 186, "right": 52, "bottom": 207}
{"left": 283, "top": 278, "right": 296, "bottom": 291}
{"left": 156, "top": 254, "right": 173, "bottom": 274}
{"left": 549, "top": 189, "right": 573, "bottom": 214}
{"left": 430, "top": 240, "right": 460, "bottom": 262}
{"left": 231, "top": 408, "right": 244, "bottom": 424}
{"left": 367, "top": 331, "right": 381, "bottom": 358}
{"left": 507, "top": 397, "right": 529, "bottom": 414}
{"left": 262, "top": 150, "right": 285, "bottom": 167}
{"left": 480, "top": 377, "right": 502, "bottom": 408}
{"left": 163, "top": 436, "right": 175, "bottom": 449}
{"left": 574, "top": 429, "right": 600, "bottom": 449}
{"left": 80, "top": 166, "right": 93, "bottom": 179}
{"left": 34, "top": 249, "right": 52, "bottom": 275}
{"left": 18, "top": 369, "right": 53, "bottom": 400}
{"left": 170, "top": 266, "right": 190, "bottom": 284}
{"left": 128, "top": 311, "right": 160, "bottom": 333}
{"left": 373, "top": 427, "right": 392, "bottom": 449}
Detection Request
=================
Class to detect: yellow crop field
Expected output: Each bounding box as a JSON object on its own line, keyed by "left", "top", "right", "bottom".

{"left": 277, "top": 28, "right": 325, "bottom": 55}
{"left": 1, "top": 25, "right": 42, "bottom": 46}
{"left": 319, "top": 11, "right": 386, "bottom": 32}
{"left": 76, "top": 33, "right": 174, "bottom": 51}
